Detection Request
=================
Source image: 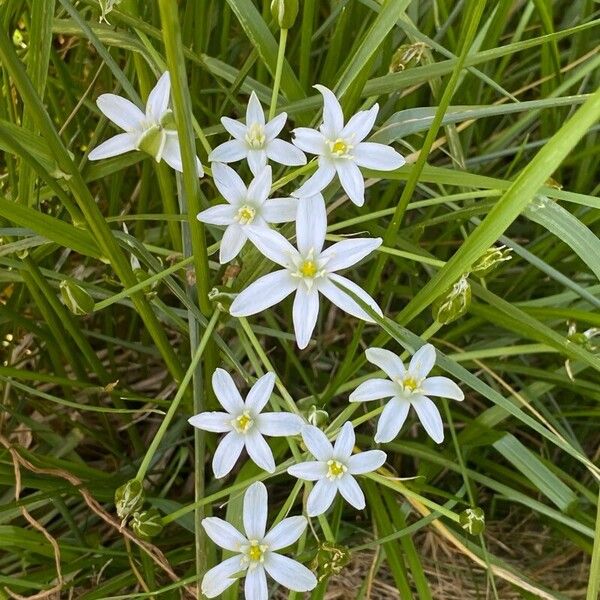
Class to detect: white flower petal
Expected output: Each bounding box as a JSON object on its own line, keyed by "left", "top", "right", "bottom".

{"left": 197, "top": 203, "right": 237, "bottom": 226}
{"left": 245, "top": 227, "right": 296, "bottom": 267}
{"left": 209, "top": 139, "right": 247, "bottom": 163}
{"left": 230, "top": 270, "right": 297, "bottom": 317}
{"left": 307, "top": 478, "right": 337, "bottom": 517}
{"left": 409, "top": 344, "right": 437, "bottom": 380}
{"left": 264, "top": 112, "right": 287, "bottom": 140}
{"left": 219, "top": 224, "right": 247, "bottom": 263}
{"left": 161, "top": 134, "right": 203, "bottom": 176}
{"left": 293, "top": 286, "right": 320, "bottom": 349}
{"left": 353, "top": 142, "right": 405, "bottom": 171}
{"left": 347, "top": 450, "right": 386, "bottom": 475}
{"left": 349, "top": 378, "right": 398, "bottom": 403}
{"left": 365, "top": 347, "right": 406, "bottom": 379}
{"left": 293, "top": 159, "right": 335, "bottom": 198}
{"left": 292, "top": 127, "right": 327, "bottom": 155}
{"left": 96, "top": 94, "right": 145, "bottom": 131}
{"left": 188, "top": 412, "right": 232, "bottom": 433}
{"left": 245, "top": 372, "right": 276, "bottom": 414}
{"left": 337, "top": 475, "right": 365, "bottom": 510}
{"left": 320, "top": 238, "right": 382, "bottom": 272}
{"left": 211, "top": 162, "right": 247, "bottom": 205}
{"left": 333, "top": 422, "right": 354, "bottom": 459}
{"left": 212, "top": 431, "right": 245, "bottom": 478}
{"left": 261, "top": 197, "right": 298, "bottom": 223}
{"left": 247, "top": 148, "right": 267, "bottom": 175}
{"left": 146, "top": 72, "right": 170, "bottom": 121}
{"left": 412, "top": 395, "right": 445, "bottom": 443}
{"left": 221, "top": 116, "right": 247, "bottom": 140}
{"left": 212, "top": 368, "right": 245, "bottom": 413}
{"left": 421, "top": 376, "right": 464, "bottom": 400}
{"left": 243, "top": 481, "right": 268, "bottom": 539}
{"left": 315, "top": 84, "right": 344, "bottom": 137}
{"left": 301, "top": 425, "right": 333, "bottom": 461}
{"left": 287, "top": 461, "right": 328, "bottom": 481}
{"left": 336, "top": 160, "right": 365, "bottom": 206}
{"left": 247, "top": 165, "right": 272, "bottom": 204}
{"left": 375, "top": 397, "right": 410, "bottom": 443}
{"left": 201, "top": 517, "right": 246, "bottom": 551}
{"left": 296, "top": 194, "right": 326, "bottom": 255}
{"left": 263, "top": 516, "right": 307, "bottom": 550}
{"left": 319, "top": 273, "right": 382, "bottom": 322}
{"left": 245, "top": 429, "right": 276, "bottom": 473}
{"left": 201, "top": 555, "right": 244, "bottom": 598}
{"left": 246, "top": 91, "right": 265, "bottom": 126}
{"left": 256, "top": 412, "right": 304, "bottom": 436}
{"left": 88, "top": 133, "right": 137, "bottom": 160}
{"left": 341, "top": 104, "right": 378, "bottom": 142}
{"left": 245, "top": 565, "right": 268, "bottom": 600}
{"left": 264, "top": 552, "right": 317, "bottom": 592}
{"left": 266, "top": 139, "right": 307, "bottom": 166}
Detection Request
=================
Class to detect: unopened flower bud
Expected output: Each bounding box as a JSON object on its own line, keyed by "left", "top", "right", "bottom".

{"left": 471, "top": 245, "right": 512, "bottom": 277}
{"left": 115, "top": 479, "right": 144, "bottom": 520}
{"left": 131, "top": 509, "right": 163, "bottom": 540}
{"left": 307, "top": 405, "right": 328, "bottom": 427}
{"left": 271, "top": 0, "right": 299, "bottom": 29}
{"left": 60, "top": 280, "right": 94, "bottom": 316}
{"left": 459, "top": 507, "right": 485, "bottom": 535}
{"left": 389, "top": 42, "right": 427, "bottom": 73}
{"left": 432, "top": 276, "right": 471, "bottom": 324}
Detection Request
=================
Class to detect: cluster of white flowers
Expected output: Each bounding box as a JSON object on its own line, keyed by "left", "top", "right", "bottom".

{"left": 90, "top": 73, "right": 465, "bottom": 599}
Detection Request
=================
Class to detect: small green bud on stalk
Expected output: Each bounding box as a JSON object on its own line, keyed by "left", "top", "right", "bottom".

{"left": 459, "top": 507, "right": 485, "bottom": 535}
{"left": 471, "top": 245, "right": 512, "bottom": 277}
{"left": 131, "top": 509, "right": 164, "bottom": 540}
{"left": 271, "top": 0, "right": 299, "bottom": 29}
{"left": 60, "top": 280, "right": 94, "bottom": 316}
{"left": 115, "top": 479, "right": 144, "bottom": 520}
{"left": 432, "top": 276, "right": 471, "bottom": 324}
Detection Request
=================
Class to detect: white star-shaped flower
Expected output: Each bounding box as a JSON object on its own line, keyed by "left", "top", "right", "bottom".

{"left": 197, "top": 163, "right": 297, "bottom": 264}
{"left": 209, "top": 91, "right": 307, "bottom": 176}
{"left": 230, "top": 194, "right": 382, "bottom": 349}
{"left": 188, "top": 369, "right": 303, "bottom": 478}
{"left": 291, "top": 84, "right": 405, "bottom": 206}
{"left": 201, "top": 481, "right": 317, "bottom": 599}
{"left": 88, "top": 72, "right": 203, "bottom": 176}
{"left": 349, "top": 344, "right": 464, "bottom": 443}
{"left": 287, "top": 422, "right": 386, "bottom": 517}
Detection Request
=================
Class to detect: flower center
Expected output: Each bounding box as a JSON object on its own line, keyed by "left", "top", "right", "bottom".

{"left": 398, "top": 375, "right": 421, "bottom": 394}
{"left": 244, "top": 540, "right": 268, "bottom": 566}
{"left": 328, "top": 138, "right": 353, "bottom": 158}
{"left": 299, "top": 260, "right": 318, "bottom": 278}
{"left": 245, "top": 123, "right": 266, "bottom": 149}
{"left": 232, "top": 411, "right": 254, "bottom": 434}
{"left": 236, "top": 204, "right": 256, "bottom": 225}
{"left": 326, "top": 459, "right": 347, "bottom": 480}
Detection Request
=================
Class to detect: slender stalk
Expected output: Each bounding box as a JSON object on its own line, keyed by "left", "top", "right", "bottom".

{"left": 135, "top": 310, "right": 220, "bottom": 482}
{"left": 269, "top": 28, "right": 288, "bottom": 120}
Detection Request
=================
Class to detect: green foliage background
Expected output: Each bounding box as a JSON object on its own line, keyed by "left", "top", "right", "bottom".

{"left": 0, "top": 0, "right": 599, "bottom": 598}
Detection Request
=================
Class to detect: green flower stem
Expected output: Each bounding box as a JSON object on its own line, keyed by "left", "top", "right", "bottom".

{"left": 135, "top": 309, "right": 220, "bottom": 483}
{"left": 237, "top": 317, "right": 301, "bottom": 415}
{"left": 269, "top": 27, "right": 288, "bottom": 120}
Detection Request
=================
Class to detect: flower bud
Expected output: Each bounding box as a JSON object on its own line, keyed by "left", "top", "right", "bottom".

{"left": 432, "top": 276, "right": 471, "bottom": 324}
{"left": 59, "top": 280, "right": 94, "bottom": 316}
{"left": 471, "top": 245, "right": 512, "bottom": 277}
{"left": 389, "top": 42, "right": 427, "bottom": 73}
{"left": 307, "top": 405, "right": 328, "bottom": 427}
{"left": 115, "top": 479, "right": 144, "bottom": 520}
{"left": 271, "top": 0, "right": 299, "bottom": 29}
{"left": 459, "top": 507, "right": 485, "bottom": 535}
{"left": 131, "top": 509, "right": 163, "bottom": 540}
{"left": 311, "top": 542, "right": 351, "bottom": 582}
